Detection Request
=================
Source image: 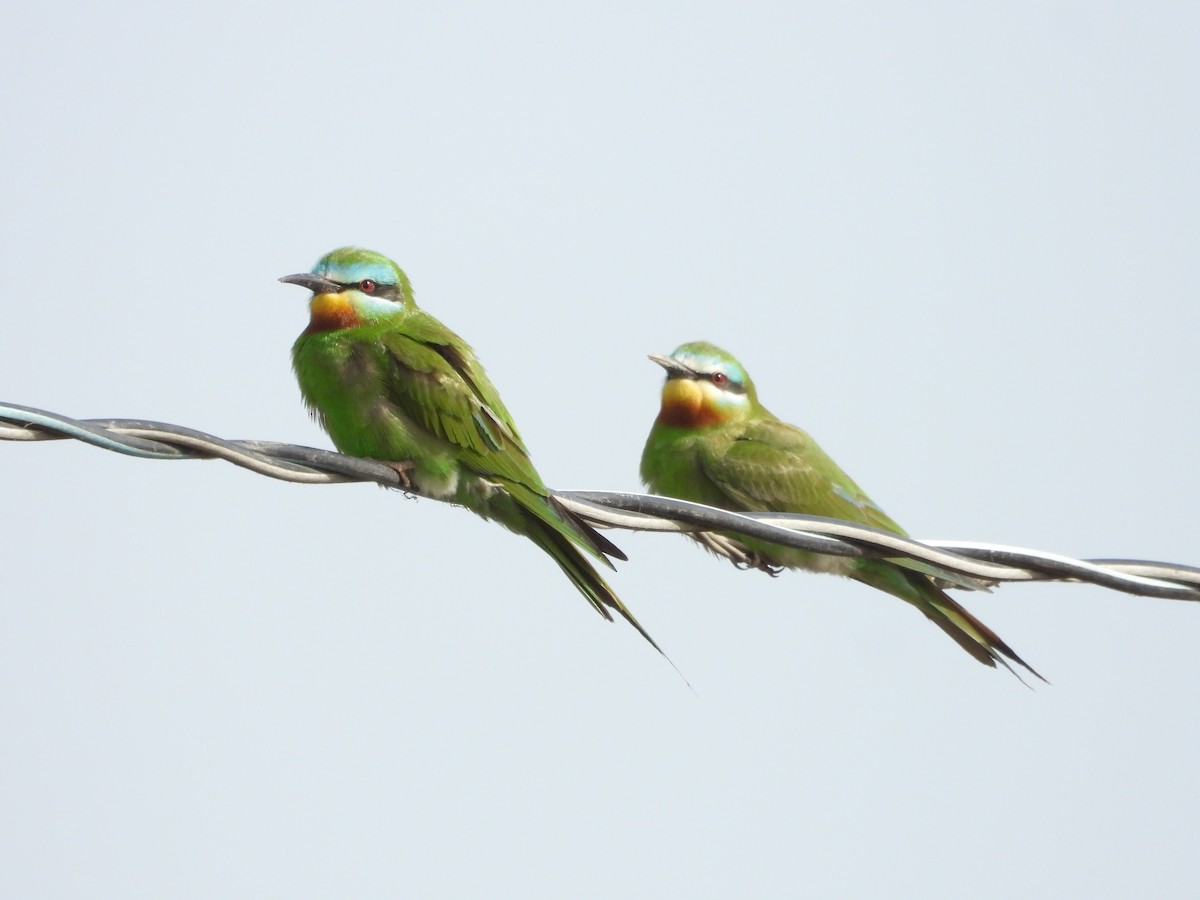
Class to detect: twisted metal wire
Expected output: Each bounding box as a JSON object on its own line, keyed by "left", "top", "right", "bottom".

{"left": 3, "top": 402, "right": 1198, "bottom": 602}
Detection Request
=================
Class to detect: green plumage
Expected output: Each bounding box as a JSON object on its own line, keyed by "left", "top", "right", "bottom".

{"left": 641, "top": 340, "right": 1041, "bottom": 679}
{"left": 284, "top": 247, "right": 660, "bottom": 652}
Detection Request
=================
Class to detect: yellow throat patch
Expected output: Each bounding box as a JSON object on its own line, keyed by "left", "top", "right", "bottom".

{"left": 658, "top": 378, "right": 726, "bottom": 427}
{"left": 306, "top": 292, "right": 360, "bottom": 333}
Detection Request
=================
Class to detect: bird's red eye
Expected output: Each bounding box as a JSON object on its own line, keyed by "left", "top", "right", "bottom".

{"left": 359, "top": 279, "right": 377, "bottom": 293}
{"left": 711, "top": 372, "right": 727, "bottom": 385}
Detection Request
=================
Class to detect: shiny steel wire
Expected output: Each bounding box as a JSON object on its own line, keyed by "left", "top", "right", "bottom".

{"left": 3, "top": 402, "right": 1198, "bottom": 602}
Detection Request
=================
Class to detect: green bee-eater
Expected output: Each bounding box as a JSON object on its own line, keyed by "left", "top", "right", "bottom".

{"left": 640, "top": 340, "right": 1040, "bottom": 679}
{"left": 282, "top": 247, "right": 661, "bottom": 652}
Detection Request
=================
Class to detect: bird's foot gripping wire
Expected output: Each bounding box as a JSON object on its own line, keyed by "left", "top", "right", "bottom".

{"left": 691, "top": 532, "right": 783, "bottom": 577}
{"left": 380, "top": 459, "right": 417, "bottom": 493}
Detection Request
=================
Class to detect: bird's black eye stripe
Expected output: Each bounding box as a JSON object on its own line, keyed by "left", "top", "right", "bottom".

{"left": 708, "top": 371, "right": 746, "bottom": 394}
{"left": 335, "top": 281, "right": 402, "bottom": 301}
{"left": 665, "top": 366, "right": 747, "bottom": 393}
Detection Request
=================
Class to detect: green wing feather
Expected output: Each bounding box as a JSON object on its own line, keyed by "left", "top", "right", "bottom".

{"left": 701, "top": 417, "right": 987, "bottom": 590}
{"left": 379, "top": 327, "right": 535, "bottom": 478}
{"left": 375, "top": 323, "right": 626, "bottom": 562}
{"left": 696, "top": 415, "right": 1041, "bottom": 679}
{"left": 701, "top": 417, "right": 903, "bottom": 532}
{"left": 327, "top": 315, "right": 663, "bottom": 653}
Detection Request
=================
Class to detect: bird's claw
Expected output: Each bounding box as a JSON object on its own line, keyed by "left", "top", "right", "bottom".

{"left": 691, "top": 532, "right": 782, "bottom": 576}
{"left": 382, "top": 460, "right": 416, "bottom": 492}
{"left": 734, "top": 553, "right": 784, "bottom": 577}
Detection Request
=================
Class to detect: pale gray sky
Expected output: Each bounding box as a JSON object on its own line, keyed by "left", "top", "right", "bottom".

{"left": 3, "top": 2, "right": 1199, "bottom": 897}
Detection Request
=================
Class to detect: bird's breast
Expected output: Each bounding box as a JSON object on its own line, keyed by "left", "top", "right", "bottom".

{"left": 305, "top": 292, "right": 361, "bottom": 334}
{"left": 657, "top": 379, "right": 727, "bottom": 427}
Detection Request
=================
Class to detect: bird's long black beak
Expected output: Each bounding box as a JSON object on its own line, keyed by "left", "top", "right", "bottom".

{"left": 279, "top": 273, "right": 342, "bottom": 294}
{"left": 648, "top": 353, "right": 696, "bottom": 378}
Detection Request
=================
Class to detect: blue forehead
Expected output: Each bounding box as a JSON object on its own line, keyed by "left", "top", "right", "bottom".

{"left": 672, "top": 344, "right": 748, "bottom": 384}
{"left": 313, "top": 257, "right": 400, "bottom": 286}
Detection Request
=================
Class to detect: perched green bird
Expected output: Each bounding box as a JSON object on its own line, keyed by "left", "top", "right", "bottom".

{"left": 282, "top": 247, "right": 661, "bottom": 652}
{"left": 640, "top": 340, "right": 1040, "bottom": 679}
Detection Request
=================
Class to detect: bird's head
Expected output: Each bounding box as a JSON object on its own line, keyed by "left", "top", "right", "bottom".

{"left": 649, "top": 341, "right": 757, "bottom": 428}
{"left": 280, "top": 247, "right": 416, "bottom": 333}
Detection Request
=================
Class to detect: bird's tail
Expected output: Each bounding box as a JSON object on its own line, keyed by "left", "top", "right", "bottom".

{"left": 549, "top": 494, "right": 628, "bottom": 566}
{"left": 527, "top": 514, "right": 665, "bottom": 656}
{"left": 855, "top": 561, "right": 1045, "bottom": 683}
{"left": 490, "top": 480, "right": 685, "bottom": 679}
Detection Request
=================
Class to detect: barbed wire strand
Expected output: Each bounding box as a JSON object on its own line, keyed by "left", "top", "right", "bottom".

{"left": 3, "top": 401, "right": 1197, "bottom": 602}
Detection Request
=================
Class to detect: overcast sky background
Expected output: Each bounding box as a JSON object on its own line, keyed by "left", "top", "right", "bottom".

{"left": 2, "top": 3, "right": 1198, "bottom": 897}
